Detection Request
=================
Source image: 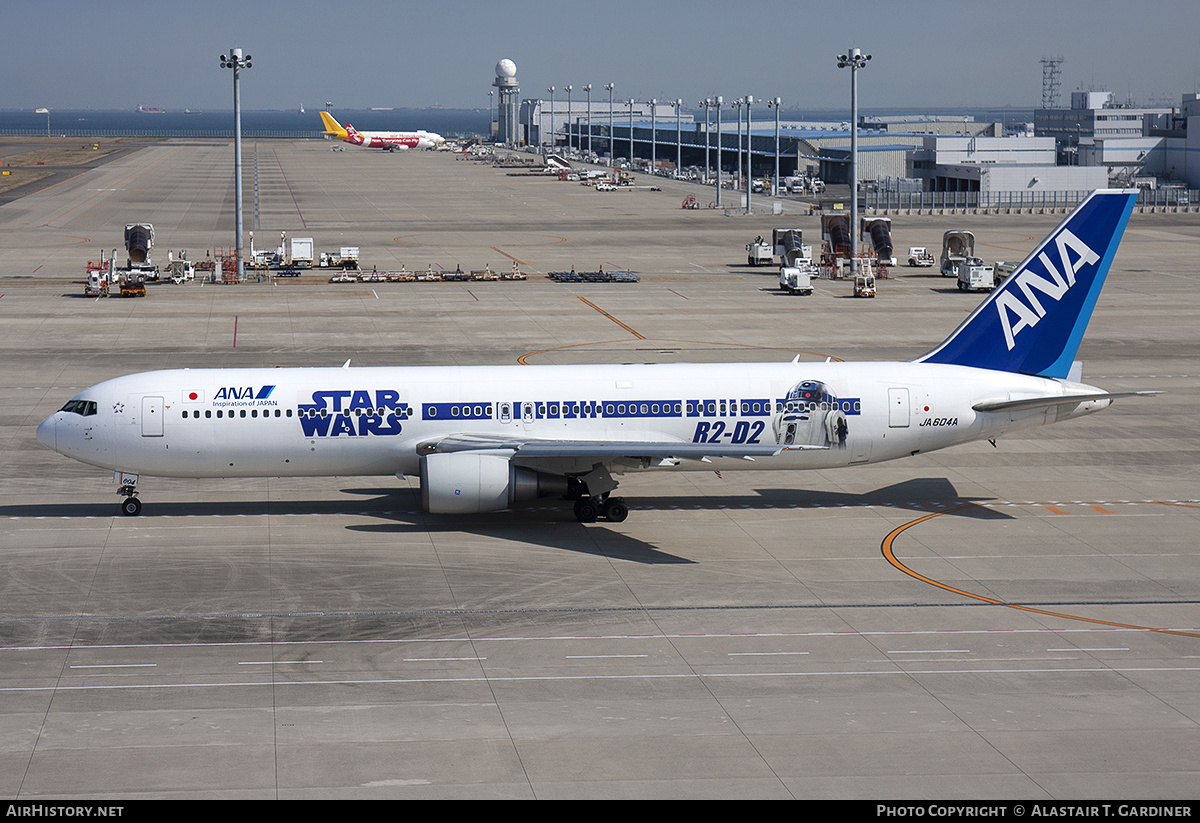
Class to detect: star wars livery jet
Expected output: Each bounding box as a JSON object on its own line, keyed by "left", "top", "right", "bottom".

{"left": 38, "top": 190, "right": 1154, "bottom": 523}
{"left": 319, "top": 111, "right": 445, "bottom": 151}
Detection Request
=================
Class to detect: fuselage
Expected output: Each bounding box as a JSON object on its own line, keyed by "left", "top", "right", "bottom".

{"left": 320, "top": 110, "right": 445, "bottom": 151}
{"left": 344, "top": 126, "right": 444, "bottom": 151}
{"left": 35, "top": 361, "right": 1108, "bottom": 481}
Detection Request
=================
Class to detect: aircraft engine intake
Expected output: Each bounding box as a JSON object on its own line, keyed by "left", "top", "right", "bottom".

{"left": 419, "top": 452, "right": 567, "bottom": 514}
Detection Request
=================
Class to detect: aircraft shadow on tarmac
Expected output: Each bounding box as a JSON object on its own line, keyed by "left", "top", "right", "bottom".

{"left": 350, "top": 515, "right": 688, "bottom": 564}
{"left": 2, "top": 478, "right": 1008, "bottom": 564}
{"left": 335, "top": 487, "right": 687, "bottom": 563}
{"left": 748, "top": 477, "right": 1011, "bottom": 519}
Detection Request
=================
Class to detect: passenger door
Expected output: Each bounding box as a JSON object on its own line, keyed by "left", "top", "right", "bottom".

{"left": 887, "top": 388, "right": 910, "bottom": 428}
{"left": 141, "top": 396, "right": 164, "bottom": 437}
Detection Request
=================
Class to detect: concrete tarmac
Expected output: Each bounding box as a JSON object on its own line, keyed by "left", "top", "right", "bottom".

{"left": 1, "top": 139, "right": 1198, "bottom": 799}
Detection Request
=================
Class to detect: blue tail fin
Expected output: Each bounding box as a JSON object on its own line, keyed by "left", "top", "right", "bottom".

{"left": 917, "top": 189, "right": 1137, "bottom": 378}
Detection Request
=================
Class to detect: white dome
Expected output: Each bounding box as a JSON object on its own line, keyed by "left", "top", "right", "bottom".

{"left": 495, "top": 59, "right": 517, "bottom": 79}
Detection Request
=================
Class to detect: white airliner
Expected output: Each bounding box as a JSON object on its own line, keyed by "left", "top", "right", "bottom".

{"left": 320, "top": 111, "right": 445, "bottom": 151}
{"left": 37, "top": 190, "right": 1155, "bottom": 522}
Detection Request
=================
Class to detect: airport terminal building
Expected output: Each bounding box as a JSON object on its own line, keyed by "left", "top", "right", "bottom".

{"left": 510, "top": 91, "right": 1198, "bottom": 206}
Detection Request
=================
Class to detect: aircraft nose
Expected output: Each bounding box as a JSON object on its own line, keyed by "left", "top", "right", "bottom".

{"left": 36, "top": 414, "right": 57, "bottom": 452}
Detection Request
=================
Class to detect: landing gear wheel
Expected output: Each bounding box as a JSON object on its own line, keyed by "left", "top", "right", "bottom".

{"left": 574, "top": 498, "right": 600, "bottom": 523}
{"left": 121, "top": 497, "right": 142, "bottom": 517}
{"left": 602, "top": 497, "right": 628, "bottom": 523}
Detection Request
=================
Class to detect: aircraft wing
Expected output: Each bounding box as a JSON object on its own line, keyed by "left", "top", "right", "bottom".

{"left": 972, "top": 391, "right": 1161, "bottom": 413}
{"left": 416, "top": 432, "right": 814, "bottom": 462}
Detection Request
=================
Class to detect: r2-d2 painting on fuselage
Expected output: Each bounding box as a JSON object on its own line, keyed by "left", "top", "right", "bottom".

{"left": 774, "top": 380, "right": 848, "bottom": 448}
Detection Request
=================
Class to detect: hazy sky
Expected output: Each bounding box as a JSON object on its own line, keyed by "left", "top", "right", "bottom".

{"left": 4, "top": 0, "right": 1197, "bottom": 112}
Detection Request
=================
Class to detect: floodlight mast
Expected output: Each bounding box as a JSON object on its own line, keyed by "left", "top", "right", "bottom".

{"left": 565, "top": 85, "right": 573, "bottom": 151}
{"left": 628, "top": 99, "right": 635, "bottom": 163}
{"left": 650, "top": 99, "right": 657, "bottom": 172}
{"left": 836, "top": 48, "right": 870, "bottom": 267}
{"left": 605, "top": 84, "right": 615, "bottom": 161}
{"left": 714, "top": 96, "right": 723, "bottom": 207}
{"left": 675, "top": 99, "right": 682, "bottom": 177}
{"left": 745, "top": 95, "right": 753, "bottom": 214}
{"left": 768, "top": 97, "right": 781, "bottom": 196}
{"left": 584, "top": 84, "right": 592, "bottom": 156}
{"left": 734, "top": 98, "right": 743, "bottom": 196}
{"left": 219, "top": 48, "right": 252, "bottom": 279}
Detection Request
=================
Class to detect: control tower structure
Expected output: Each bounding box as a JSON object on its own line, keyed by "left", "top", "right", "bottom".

{"left": 493, "top": 59, "right": 520, "bottom": 145}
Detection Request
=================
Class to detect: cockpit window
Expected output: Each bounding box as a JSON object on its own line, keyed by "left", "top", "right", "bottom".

{"left": 59, "top": 400, "right": 98, "bottom": 416}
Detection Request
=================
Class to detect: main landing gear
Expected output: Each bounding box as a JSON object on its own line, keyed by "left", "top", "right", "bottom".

{"left": 565, "top": 468, "right": 628, "bottom": 523}
{"left": 573, "top": 493, "right": 629, "bottom": 523}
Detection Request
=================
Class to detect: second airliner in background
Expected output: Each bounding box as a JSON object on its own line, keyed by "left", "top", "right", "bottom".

{"left": 320, "top": 111, "right": 445, "bottom": 151}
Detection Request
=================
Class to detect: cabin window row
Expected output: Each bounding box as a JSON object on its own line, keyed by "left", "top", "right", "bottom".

{"left": 182, "top": 408, "right": 294, "bottom": 419}
{"left": 299, "top": 408, "right": 396, "bottom": 418}
{"left": 424, "top": 400, "right": 819, "bottom": 420}
{"left": 182, "top": 408, "right": 403, "bottom": 420}
{"left": 180, "top": 399, "right": 861, "bottom": 422}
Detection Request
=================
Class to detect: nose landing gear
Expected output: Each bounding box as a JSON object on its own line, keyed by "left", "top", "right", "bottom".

{"left": 116, "top": 472, "right": 142, "bottom": 517}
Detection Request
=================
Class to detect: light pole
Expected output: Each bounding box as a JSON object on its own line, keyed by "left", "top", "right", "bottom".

{"left": 650, "top": 99, "right": 657, "bottom": 173}
{"left": 745, "top": 95, "right": 753, "bottom": 214}
{"left": 837, "top": 48, "right": 870, "bottom": 268}
{"left": 488, "top": 90, "right": 494, "bottom": 140}
{"left": 565, "top": 85, "right": 572, "bottom": 151}
{"left": 700, "top": 99, "right": 711, "bottom": 185}
{"left": 584, "top": 84, "right": 592, "bottom": 156}
{"left": 605, "top": 83, "right": 614, "bottom": 161}
{"left": 768, "top": 97, "right": 781, "bottom": 196}
{"left": 219, "top": 48, "right": 251, "bottom": 280}
{"left": 734, "top": 99, "right": 743, "bottom": 195}
{"left": 628, "top": 99, "right": 635, "bottom": 165}
{"left": 547, "top": 86, "right": 554, "bottom": 150}
{"left": 715, "top": 95, "right": 723, "bottom": 206}
{"left": 675, "top": 99, "right": 682, "bottom": 178}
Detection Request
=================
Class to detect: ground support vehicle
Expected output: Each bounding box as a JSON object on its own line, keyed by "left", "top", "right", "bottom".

{"left": 907, "top": 246, "right": 934, "bottom": 267}
{"left": 780, "top": 262, "right": 817, "bottom": 295}
{"left": 854, "top": 271, "right": 877, "bottom": 298}
{"left": 746, "top": 237, "right": 773, "bottom": 266}
{"left": 956, "top": 258, "right": 997, "bottom": 292}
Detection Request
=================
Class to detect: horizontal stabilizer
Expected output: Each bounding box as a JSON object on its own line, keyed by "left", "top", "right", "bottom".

{"left": 972, "top": 391, "right": 1161, "bottom": 413}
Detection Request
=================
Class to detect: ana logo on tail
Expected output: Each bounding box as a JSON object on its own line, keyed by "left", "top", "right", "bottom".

{"left": 917, "top": 189, "right": 1137, "bottom": 378}
{"left": 996, "top": 228, "right": 1100, "bottom": 351}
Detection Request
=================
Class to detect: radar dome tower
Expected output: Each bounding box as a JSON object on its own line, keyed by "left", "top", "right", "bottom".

{"left": 493, "top": 59, "right": 520, "bottom": 145}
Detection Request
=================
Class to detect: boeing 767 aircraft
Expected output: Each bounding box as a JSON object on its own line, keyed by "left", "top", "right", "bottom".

{"left": 37, "top": 190, "right": 1154, "bottom": 522}
{"left": 320, "top": 111, "right": 445, "bottom": 151}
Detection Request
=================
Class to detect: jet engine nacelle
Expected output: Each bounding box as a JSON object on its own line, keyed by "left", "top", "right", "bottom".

{"left": 419, "top": 452, "right": 568, "bottom": 514}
